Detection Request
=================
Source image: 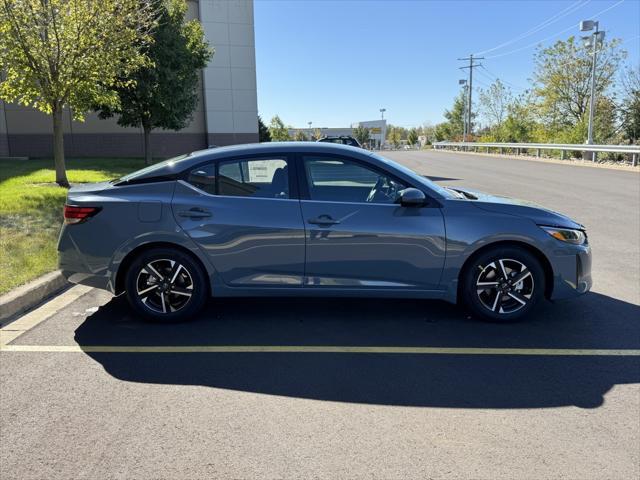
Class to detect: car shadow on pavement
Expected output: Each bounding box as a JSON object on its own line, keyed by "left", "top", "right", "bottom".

{"left": 74, "top": 292, "right": 640, "bottom": 409}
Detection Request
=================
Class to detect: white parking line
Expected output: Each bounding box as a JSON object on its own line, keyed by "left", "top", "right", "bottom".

{"left": 0, "top": 285, "right": 93, "bottom": 347}
{"left": 1, "top": 344, "right": 639, "bottom": 355}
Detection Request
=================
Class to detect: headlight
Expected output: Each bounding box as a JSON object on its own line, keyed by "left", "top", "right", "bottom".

{"left": 540, "top": 226, "right": 587, "bottom": 245}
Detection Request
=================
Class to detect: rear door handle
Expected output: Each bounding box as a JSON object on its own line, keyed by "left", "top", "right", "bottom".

{"left": 178, "top": 207, "right": 212, "bottom": 219}
{"left": 308, "top": 215, "right": 340, "bottom": 226}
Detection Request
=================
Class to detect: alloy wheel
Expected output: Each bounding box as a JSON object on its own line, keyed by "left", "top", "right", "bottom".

{"left": 135, "top": 259, "right": 194, "bottom": 314}
{"left": 476, "top": 258, "right": 534, "bottom": 315}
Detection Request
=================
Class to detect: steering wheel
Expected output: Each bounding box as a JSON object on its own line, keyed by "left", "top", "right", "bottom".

{"left": 366, "top": 177, "right": 385, "bottom": 203}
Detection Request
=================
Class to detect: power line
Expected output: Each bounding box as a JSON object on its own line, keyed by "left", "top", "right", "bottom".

{"left": 479, "top": 65, "right": 528, "bottom": 91}
{"left": 474, "top": 0, "right": 590, "bottom": 56}
{"left": 484, "top": 0, "right": 625, "bottom": 59}
{"left": 473, "top": 77, "right": 493, "bottom": 89}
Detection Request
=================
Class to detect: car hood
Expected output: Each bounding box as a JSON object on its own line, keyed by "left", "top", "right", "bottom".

{"left": 449, "top": 187, "right": 584, "bottom": 230}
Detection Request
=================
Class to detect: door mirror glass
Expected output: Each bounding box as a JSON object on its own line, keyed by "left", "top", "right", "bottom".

{"left": 397, "top": 188, "right": 426, "bottom": 207}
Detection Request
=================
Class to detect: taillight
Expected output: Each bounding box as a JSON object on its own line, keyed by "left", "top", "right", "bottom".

{"left": 63, "top": 205, "right": 101, "bottom": 224}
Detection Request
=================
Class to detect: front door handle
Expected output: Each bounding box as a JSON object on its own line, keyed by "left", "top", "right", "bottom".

{"left": 308, "top": 215, "right": 340, "bottom": 226}
{"left": 178, "top": 207, "right": 212, "bottom": 219}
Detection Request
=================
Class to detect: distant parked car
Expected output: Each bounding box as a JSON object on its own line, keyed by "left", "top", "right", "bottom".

{"left": 317, "top": 135, "right": 361, "bottom": 148}
{"left": 58, "top": 142, "right": 591, "bottom": 322}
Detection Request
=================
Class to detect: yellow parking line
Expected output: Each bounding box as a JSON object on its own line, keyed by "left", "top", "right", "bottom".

{"left": 1, "top": 344, "right": 639, "bottom": 355}
{"left": 0, "top": 285, "right": 93, "bottom": 347}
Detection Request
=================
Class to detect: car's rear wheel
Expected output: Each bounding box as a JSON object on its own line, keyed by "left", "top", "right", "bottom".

{"left": 462, "top": 246, "right": 545, "bottom": 322}
{"left": 124, "top": 247, "right": 207, "bottom": 322}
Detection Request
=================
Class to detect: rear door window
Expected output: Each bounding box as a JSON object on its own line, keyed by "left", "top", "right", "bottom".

{"left": 186, "top": 157, "right": 291, "bottom": 199}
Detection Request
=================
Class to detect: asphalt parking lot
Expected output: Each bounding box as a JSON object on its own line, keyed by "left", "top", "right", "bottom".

{"left": 1, "top": 150, "right": 639, "bottom": 479}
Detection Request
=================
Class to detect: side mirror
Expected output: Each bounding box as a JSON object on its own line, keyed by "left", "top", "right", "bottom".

{"left": 397, "top": 188, "right": 426, "bottom": 207}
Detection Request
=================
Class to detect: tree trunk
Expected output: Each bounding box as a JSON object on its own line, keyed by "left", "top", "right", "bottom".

{"left": 143, "top": 124, "right": 152, "bottom": 165}
{"left": 52, "top": 105, "right": 69, "bottom": 188}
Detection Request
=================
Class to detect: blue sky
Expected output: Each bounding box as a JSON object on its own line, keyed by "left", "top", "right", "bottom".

{"left": 254, "top": 0, "right": 640, "bottom": 128}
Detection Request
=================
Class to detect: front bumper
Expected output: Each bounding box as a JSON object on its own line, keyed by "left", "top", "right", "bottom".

{"left": 549, "top": 243, "right": 592, "bottom": 300}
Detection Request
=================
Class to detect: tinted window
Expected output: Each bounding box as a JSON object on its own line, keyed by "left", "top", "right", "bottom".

{"left": 218, "top": 158, "right": 289, "bottom": 199}
{"left": 187, "top": 163, "right": 216, "bottom": 195}
{"left": 304, "top": 156, "right": 406, "bottom": 204}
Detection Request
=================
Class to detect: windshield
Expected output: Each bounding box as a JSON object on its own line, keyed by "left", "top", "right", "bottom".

{"left": 115, "top": 154, "right": 190, "bottom": 183}
{"left": 367, "top": 152, "right": 456, "bottom": 199}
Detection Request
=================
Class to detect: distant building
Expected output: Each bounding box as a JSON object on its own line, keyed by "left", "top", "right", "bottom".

{"left": 288, "top": 120, "right": 387, "bottom": 149}
{"left": 352, "top": 120, "right": 387, "bottom": 149}
{"left": 288, "top": 127, "right": 353, "bottom": 139}
{"left": 0, "top": 0, "right": 258, "bottom": 158}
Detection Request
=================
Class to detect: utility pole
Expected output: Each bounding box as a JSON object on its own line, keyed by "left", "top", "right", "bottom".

{"left": 458, "top": 54, "right": 483, "bottom": 139}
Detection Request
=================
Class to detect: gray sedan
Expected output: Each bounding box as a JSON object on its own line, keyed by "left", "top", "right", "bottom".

{"left": 58, "top": 142, "right": 592, "bottom": 322}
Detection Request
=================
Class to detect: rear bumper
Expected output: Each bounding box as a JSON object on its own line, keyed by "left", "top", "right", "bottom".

{"left": 549, "top": 244, "right": 592, "bottom": 300}
{"left": 58, "top": 227, "right": 114, "bottom": 292}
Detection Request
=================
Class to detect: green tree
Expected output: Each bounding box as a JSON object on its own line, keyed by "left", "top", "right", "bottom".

{"left": 387, "top": 124, "right": 408, "bottom": 140}
{"left": 479, "top": 79, "right": 513, "bottom": 128}
{"left": 312, "top": 128, "right": 323, "bottom": 140}
{"left": 353, "top": 125, "right": 370, "bottom": 146}
{"left": 293, "top": 129, "right": 308, "bottom": 141}
{"left": 437, "top": 91, "right": 472, "bottom": 140}
{"left": 532, "top": 36, "right": 625, "bottom": 142}
{"left": 407, "top": 128, "right": 419, "bottom": 146}
{"left": 387, "top": 127, "right": 401, "bottom": 148}
{"left": 421, "top": 123, "right": 436, "bottom": 144}
{"left": 0, "top": 0, "right": 156, "bottom": 186}
{"left": 434, "top": 122, "right": 453, "bottom": 142}
{"left": 619, "top": 65, "right": 640, "bottom": 143}
{"left": 445, "top": 92, "right": 468, "bottom": 137}
{"left": 498, "top": 95, "right": 537, "bottom": 142}
{"left": 258, "top": 115, "right": 271, "bottom": 142}
{"left": 96, "top": 0, "right": 212, "bottom": 165}
{"left": 269, "top": 115, "right": 290, "bottom": 141}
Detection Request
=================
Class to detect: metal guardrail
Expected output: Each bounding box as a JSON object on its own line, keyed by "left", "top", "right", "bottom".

{"left": 433, "top": 141, "right": 640, "bottom": 166}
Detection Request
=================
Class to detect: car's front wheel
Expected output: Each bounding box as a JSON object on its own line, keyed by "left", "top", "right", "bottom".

{"left": 124, "top": 247, "right": 207, "bottom": 322}
{"left": 462, "top": 246, "right": 545, "bottom": 322}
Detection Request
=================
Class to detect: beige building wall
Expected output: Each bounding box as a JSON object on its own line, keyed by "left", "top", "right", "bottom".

{"left": 1, "top": 0, "right": 257, "bottom": 158}
{"left": 200, "top": 0, "right": 258, "bottom": 146}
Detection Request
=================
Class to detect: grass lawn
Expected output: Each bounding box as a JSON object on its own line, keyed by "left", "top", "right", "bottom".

{"left": 0, "top": 158, "right": 146, "bottom": 295}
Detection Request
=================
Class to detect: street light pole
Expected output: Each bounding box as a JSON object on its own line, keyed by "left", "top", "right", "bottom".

{"left": 587, "top": 24, "right": 599, "bottom": 148}
{"left": 581, "top": 19, "right": 604, "bottom": 161}
{"left": 379, "top": 109, "right": 386, "bottom": 150}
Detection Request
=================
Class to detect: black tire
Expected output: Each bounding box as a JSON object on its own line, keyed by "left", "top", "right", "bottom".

{"left": 462, "top": 246, "right": 545, "bottom": 322}
{"left": 124, "top": 247, "right": 208, "bottom": 322}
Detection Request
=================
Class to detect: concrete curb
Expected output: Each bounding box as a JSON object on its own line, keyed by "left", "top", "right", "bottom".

{"left": 0, "top": 271, "right": 69, "bottom": 326}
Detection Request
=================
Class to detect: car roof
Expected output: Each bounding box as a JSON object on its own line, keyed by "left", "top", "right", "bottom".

{"left": 118, "top": 141, "right": 448, "bottom": 200}
{"left": 195, "top": 141, "right": 362, "bottom": 157}
{"left": 118, "top": 142, "right": 372, "bottom": 183}
{"left": 174, "top": 142, "right": 371, "bottom": 169}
